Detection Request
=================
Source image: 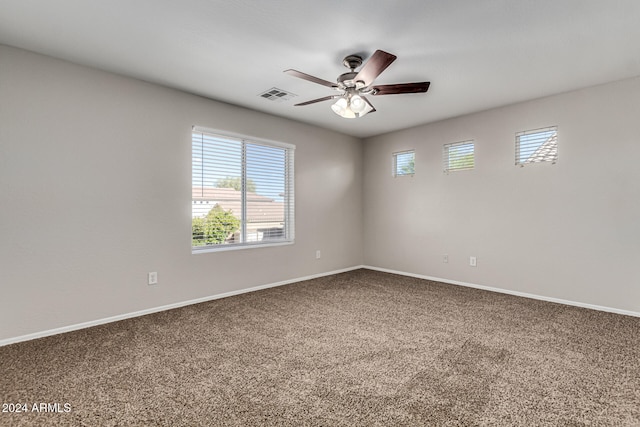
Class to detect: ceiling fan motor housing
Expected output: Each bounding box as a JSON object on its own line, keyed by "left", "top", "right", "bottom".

{"left": 338, "top": 55, "right": 367, "bottom": 89}
{"left": 337, "top": 71, "right": 360, "bottom": 89}
{"left": 342, "top": 55, "right": 363, "bottom": 70}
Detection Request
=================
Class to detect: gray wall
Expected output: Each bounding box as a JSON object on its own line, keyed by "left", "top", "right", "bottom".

{"left": 0, "top": 45, "right": 363, "bottom": 341}
{"left": 363, "top": 77, "right": 640, "bottom": 313}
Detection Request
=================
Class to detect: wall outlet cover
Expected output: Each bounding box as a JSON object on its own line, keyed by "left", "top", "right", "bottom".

{"left": 148, "top": 272, "right": 158, "bottom": 285}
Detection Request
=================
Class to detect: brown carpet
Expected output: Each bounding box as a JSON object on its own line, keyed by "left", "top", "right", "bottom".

{"left": 1, "top": 269, "right": 639, "bottom": 426}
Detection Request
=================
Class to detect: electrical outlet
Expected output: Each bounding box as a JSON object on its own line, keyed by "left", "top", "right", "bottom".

{"left": 469, "top": 256, "right": 477, "bottom": 267}
{"left": 443, "top": 254, "right": 448, "bottom": 263}
{"left": 316, "top": 250, "right": 321, "bottom": 259}
{"left": 148, "top": 272, "right": 158, "bottom": 285}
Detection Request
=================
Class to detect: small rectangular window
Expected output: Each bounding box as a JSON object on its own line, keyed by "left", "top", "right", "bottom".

{"left": 192, "top": 127, "right": 295, "bottom": 252}
{"left": 516, "top": 126, "right": 557, "bottom": 166}
{"left": 443, "top": 140, "right": 474, "bottom": 173}
{"left": 393, "top": 150, "right": 415, "bottom": 177}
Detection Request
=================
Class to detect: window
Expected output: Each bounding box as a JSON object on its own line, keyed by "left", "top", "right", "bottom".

{"left": 516, "top": 126, "right": 557, "bottom": 166}
{"left": 443, "top": 140, "right": 474, "bottom": 173}
{"left": 191, "top": 127, "right": 294, "bottom": 252}
{"left": 393, "top": 150, "right": 415, "bottom": 177}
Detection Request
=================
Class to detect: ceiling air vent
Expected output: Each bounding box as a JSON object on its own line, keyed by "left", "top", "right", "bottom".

{"left": 259, "top": 87, "right": 296, "bottom": 102}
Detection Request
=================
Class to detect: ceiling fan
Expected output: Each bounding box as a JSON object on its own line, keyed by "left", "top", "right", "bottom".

{"left": 284, "top": 50, "right": 430, "bottom": 119}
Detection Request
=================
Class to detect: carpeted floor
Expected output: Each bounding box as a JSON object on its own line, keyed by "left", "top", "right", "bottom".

{"left": 1, "top": 269, "right": 639, "bottom": 426}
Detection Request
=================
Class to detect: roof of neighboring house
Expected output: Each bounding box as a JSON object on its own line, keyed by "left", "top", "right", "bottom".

{"left": 192, "top": 187, "right": 284, "bottom": 224}
{"left": 192, "top": 187, "right": 275, "bottom": 203}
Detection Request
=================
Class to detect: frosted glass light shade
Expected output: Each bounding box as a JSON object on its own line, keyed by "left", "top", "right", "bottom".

{"left": 350, "top": 95, "right": 366, "bottom": 113}
{"left": 331, "top": 97, "right": 355, "bottom": 118}
{"left": 331, "top": 97, "right": 348, "bottom": 115}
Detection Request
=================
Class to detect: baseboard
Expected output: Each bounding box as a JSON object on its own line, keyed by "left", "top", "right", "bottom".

{"left": 0, "top": 265, "right": 365, "bottom": 347}
{"left": 363, "top": 265, "right": 640, "bottom": 318}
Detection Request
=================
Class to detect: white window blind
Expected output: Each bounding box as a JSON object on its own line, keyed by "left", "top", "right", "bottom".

{"left": 191, "top": 127, "right": 294, "bottom": 252}
{"left": 443, "top": 140, "right": 474, "bottom": 173}
{"left": 516, "top": 126, "right": 557, "bottom": 166}
{"left": 393, "top": 150, "right": 415, "bottom": 177}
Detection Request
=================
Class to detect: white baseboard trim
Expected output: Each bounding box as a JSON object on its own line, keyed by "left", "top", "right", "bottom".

{"left": 362, "top": 265, "right": 640, "bottom": 318}
{"left": 0, "top": 265, "right": 364, "bottom": 347}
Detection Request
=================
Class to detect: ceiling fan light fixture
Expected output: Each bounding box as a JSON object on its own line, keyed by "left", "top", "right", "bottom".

{"left": 331, "top": 97, "right": 348, "bottom": 115}
{"left": 355, "top": 100, "right": 374, "bottom": 118}
{"left": 350, "top": 94, "right": 366, "bottom": 113}
{"left": 331, "top": 97, "right": 356, "bottom": 118}
{"left": 331, "top": 94, "right": 373, "bottom": 119}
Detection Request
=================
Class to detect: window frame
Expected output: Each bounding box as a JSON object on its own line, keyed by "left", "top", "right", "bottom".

{"left": 392, "top": 150, "right": 415, "bottom": 177}
{"left": 515, "top": 125, "right": 558, "bottom": 166}
{"left": 191, "top": 126, "right": 295, "bottom": 254}
{"left": 443, "top": 140, "right": 475, "bottom": 173}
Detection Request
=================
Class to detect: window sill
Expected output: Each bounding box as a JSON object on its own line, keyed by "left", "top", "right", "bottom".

{"left": 192, "top": 240, "right": 294, "bottom": 254}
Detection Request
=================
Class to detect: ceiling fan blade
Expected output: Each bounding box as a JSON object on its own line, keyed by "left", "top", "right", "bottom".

{"left": 371, "top": 82, "right": 430, "bottom": 95}
{"left": 294, "top": 95, "right": 340, "bottom": 106}
{"left": 284, "top": 69, "right": 338, "bottom": 88}
{"left": 354, "top": 50, "right": 397, "bottom": 86}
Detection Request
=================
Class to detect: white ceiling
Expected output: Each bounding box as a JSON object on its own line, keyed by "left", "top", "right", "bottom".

{"left": 1, "top": 0, "right": 640, "bottom": 138}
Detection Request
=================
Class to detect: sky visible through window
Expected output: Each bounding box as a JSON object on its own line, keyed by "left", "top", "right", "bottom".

{"left": 246, "top": 143, "right": 285, "bottom": 202}
{"left": 192, "top": 133, "right": 285, "bottom": 202}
